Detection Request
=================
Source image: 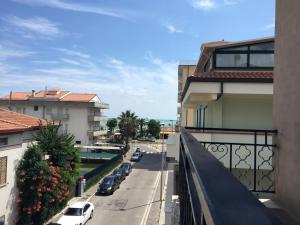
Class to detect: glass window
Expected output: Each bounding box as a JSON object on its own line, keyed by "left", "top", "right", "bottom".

{"left": 250, "top": 42, "right": 274, "bottom": 51}
{"left": 218, "top": 46, "right": 248, "bottom": 51}
{"left": 34, "top": 105, "right": 39, "bottom": 111}
{"left": 249, "top": 54, "right": 274, "bottom": 67}
{"left": 0, "top": 138, "right": 8, "bottom": 147}
{"left": 216, "top": 54, "right": 247, "bottom": 67}
{"left": 0, "top": 157, "right": 7, "bottom": 185}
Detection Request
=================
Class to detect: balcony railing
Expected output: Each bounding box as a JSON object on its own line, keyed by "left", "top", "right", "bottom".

{"left": 179, "top": 128, "right": 282, "bottom": 225}
{"left": 185, "top": 127, "right": 277, "bottom": 193}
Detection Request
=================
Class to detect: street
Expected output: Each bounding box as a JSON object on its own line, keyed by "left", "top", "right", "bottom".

{"left": 75, "top": 143, "right": 164, "bottom": 225}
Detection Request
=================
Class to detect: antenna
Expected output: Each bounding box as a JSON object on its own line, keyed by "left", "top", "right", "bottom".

{"left": 8, "top": 91, "right": 12, "bottom": 111}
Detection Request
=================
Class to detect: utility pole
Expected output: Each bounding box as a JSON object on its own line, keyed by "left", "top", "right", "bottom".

{"left": 160, "top": 123, "right": 165, "bottom": 202}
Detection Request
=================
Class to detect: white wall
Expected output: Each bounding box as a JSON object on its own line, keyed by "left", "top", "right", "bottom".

{"left": 0, "top": 134, "right": 30, "bottom": 225}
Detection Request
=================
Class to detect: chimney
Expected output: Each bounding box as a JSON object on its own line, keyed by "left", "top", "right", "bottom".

{"left": 32, "top": 90, "right": 35, "bottom": 97}
{"left": 8, "top": 91, "right": 12, "bottom": 111}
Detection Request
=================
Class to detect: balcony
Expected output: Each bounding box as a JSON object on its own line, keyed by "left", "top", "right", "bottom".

{"left": 179, "top": 128, "right": 282, "bottom": 225}
{"left": 185, "top": 127, "right": 277, "bottom": 193}
{"left": 93, "top": 102, "right": 110, "bottom": 109}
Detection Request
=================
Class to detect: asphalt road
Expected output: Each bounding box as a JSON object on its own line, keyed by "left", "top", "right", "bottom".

{"left": 87, "top": 143, "right": 163, "bottom": 225}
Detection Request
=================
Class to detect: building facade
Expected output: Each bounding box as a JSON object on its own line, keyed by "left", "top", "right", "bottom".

{"left": 0, "top": 88, "right": 109, "bottom": 146}
{"left": 0, "top": 109, "right": 46, "bottom": 225}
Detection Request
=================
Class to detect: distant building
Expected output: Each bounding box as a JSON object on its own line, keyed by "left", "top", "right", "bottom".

{"left": 0, "top": 88, "right": 110, "bottom": 145}
{"left": 0, "top": 108, "right": 46, "bottom": 225}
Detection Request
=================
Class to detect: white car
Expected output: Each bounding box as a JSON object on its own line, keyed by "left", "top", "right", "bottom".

{"left": 57, "top": 202, "right": 94, "bottom": 225}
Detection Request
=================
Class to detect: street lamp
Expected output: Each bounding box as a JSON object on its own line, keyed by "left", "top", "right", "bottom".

{"left": 160, "top": 123, "right": 165, "bottom": 202}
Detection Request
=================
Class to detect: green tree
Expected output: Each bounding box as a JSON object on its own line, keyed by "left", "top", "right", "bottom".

{"left": 35, "top": 121, "right": 80, "bottom": 180}
{"left": 118, "top": 110, "right": 138, "bottom": 144}
{"left": 147, "top": 119, "right": 161, "bottom": 138}
{"left": 106, "top": 118, "right": 118, "bottom": 134}
{"left": 137, "top": 118, "right": 146, "bottom": 137}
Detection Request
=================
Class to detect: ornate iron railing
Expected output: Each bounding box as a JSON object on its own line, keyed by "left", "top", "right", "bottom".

{"left": 179, "top": 128, "right": 282, "bottom": 225}
{"left": 185, "top": 127, "right": 277, "bottom": 193}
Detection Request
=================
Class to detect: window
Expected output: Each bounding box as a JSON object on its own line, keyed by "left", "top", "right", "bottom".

{"left": 249, "top": 54, "right": 274, "bottom": 67}
{"left": 216, "top": 53, "right": 247, "bottom": 68}
{"left": 76, "top": 141, "right": 81, "bottom": 144}
{"left": 83, "top": 204, "right": 90, "bottom": 213}
{"left": 0, "top": 157, "right": 7, "bottom": 185}
{"left": 0, "top": 138, "right": 8, "bottom": 147}
{"left": 34, "top": 105, "right": 39, "bottom": 111}
{"left": 214, "top": 41, "right": 274, "bottom": 69}
{"left": 0, "top": 215, "right": 4, "bottom": 225}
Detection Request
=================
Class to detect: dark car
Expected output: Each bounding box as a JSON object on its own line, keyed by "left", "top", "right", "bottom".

{"left": 135, "top": 148, "right": 144, "bottom": 156}
{"left": 112, "top": 167, "right": 126, "bottom": 182}
{"left": 97, "top": 175, "right": 120, "bottom": 195}
{"left": 120, "top": 162, "right": 132, "bottom": 175}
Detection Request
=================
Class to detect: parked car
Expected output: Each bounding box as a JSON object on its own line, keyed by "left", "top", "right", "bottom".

{"left": 131, "top": 152, "right": 142, "bottom": 162}
{"left": 97, "top": 175, "right": 120, "bottom": 194}
{"left": 57, "top": 202, "right": 94, "bottom": 225}
{"left": 112, "top": 167, "right": 126, "bottom": 181}
{"left": 135, "top": 147, "right": 145, "bottom": 156}
{"left": 120, "top": 162, "right": 132, "bottom": 175}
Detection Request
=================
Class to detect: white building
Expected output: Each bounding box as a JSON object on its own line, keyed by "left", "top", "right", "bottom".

{"left": 0, "top": 88, "right": 110, "bottom": 146}
{"left": 0, "top": 108, "right": 46, "bottom": 225}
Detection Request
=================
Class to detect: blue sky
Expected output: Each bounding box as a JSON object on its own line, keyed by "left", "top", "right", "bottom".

{"left": 0, "top": 0, "right": 275, "bottom": 119}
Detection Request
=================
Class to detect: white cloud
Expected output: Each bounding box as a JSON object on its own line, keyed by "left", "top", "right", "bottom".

{"left": 145, "top": 51, "right": 163, "bottom": 65}
{"left": 12, "top": 0, "right": 131, "bottom": 20}
{"left": 4, "top": 16, "right": 63, "bottom": 39}
{"left": 165, "top": 24, "right": 183, "bottom": 33}
{"left": 191, "top": 0, "right": 216, "bottom": 10}
{"left": 55, "top": 48, "right": 90, "bottom": 59}
{"left": 60, "top": 58, "right": 81, "bottom": 66}
{"left": 0, "top": 45, "right": 35, "bottom": 59}
{"left": 262, "top": 23, "right": 275, "bottom": 30}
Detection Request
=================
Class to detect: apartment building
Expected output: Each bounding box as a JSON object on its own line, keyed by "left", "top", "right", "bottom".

{"left": 0, "top": 88, "right": 109, "bottom": 146}
{"left": 0, "top": 109, "right": 46, "bottom": 225}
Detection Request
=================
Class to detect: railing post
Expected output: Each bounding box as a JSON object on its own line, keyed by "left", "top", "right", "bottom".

{"left": 254, "top": 131, "right": 257, "bottom": 192}
{"left": 229, "top": 143, "right": 232, "bottom": 172}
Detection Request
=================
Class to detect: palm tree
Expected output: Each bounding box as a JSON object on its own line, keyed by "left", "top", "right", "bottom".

{"left": 138, "top": 118, "right": 146, "bottom": 137}
{"left": 118, "top": 110, "right": 138, "bottom": 145}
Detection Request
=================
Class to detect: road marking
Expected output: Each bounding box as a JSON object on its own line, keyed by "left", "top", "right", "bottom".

{"left": 139, "top": 171, "right": 161, "bottom": 225}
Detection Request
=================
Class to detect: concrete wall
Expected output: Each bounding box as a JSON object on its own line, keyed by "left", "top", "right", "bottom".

{"left": 222, "top": 95, "right": 272, "bottom": 129}
{"left": 0, "top": 133, "right": 31, "bottom": 225}
{"left": 273, "top": 0, "right": 300, "bottom": 221}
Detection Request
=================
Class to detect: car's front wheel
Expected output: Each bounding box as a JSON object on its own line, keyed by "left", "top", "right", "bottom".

{"left": 90, "top": 210, "right": 94, "bottom": 219}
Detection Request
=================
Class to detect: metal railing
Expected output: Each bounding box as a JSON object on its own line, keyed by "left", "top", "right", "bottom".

{"left": 185, "top": 127, "right": 277, "bottom": 193}
{"left": 179, "top": 128, "right": 282, "bottom": 225}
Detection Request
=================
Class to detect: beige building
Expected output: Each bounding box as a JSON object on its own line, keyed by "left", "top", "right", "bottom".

{"left": 0, "top": 88, "right": 109, "bottom": 146}
{"left": 0, "top": 109, "right": 46, "bottom": 225}
{"left": 273, "top": 0, "right": 300, "bottom": 222}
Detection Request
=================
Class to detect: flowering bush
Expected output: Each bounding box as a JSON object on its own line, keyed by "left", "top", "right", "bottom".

{"left": 15, "top": 122, "right": 80, "bottom": 225}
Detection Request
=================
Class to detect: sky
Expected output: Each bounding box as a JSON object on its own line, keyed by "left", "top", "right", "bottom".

{"left": 0, "top": 0, "right": 275, "bottom": 119}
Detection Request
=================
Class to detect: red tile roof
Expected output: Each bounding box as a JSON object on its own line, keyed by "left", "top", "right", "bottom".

{"left": 61, "top": 93, "right": 96, "bottom": 102}
{"left": 1, "top": 89, "right": 97, "bottom": 102}
{"left": 194, "top": 71, "right": 273, "bottom": 80}
{"left": 0, "top": 108, "right": 46, "bottom": 134}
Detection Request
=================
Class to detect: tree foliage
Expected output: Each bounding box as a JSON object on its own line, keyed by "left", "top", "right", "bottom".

{"left": 147, "top": 119, "right": 161, "bottom": 138}
{"left": 137, "top": 118, "right": 146, "bottom": 137}
{"left": 118, "top": 110, "right": 138, "bottom": 144}
{"left": 15, "top": 121, "right": 80, "bottom": 225}
{"left": 106, "top": 118, "right": 118, "bottom": 134}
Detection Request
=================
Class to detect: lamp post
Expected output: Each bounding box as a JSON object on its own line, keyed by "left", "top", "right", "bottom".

{"left": 160, "top": 123, "right": 165, "bottom": 202}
